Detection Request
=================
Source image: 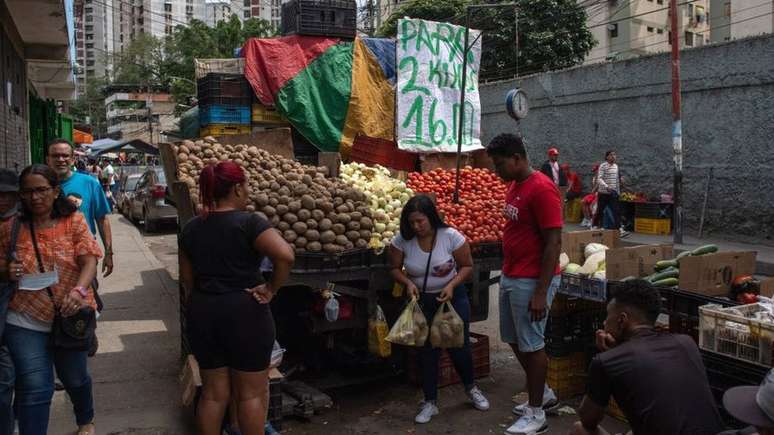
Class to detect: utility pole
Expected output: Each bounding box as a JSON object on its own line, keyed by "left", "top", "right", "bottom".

{"left": 670, "top": 0, "right": 683, "bottom": 244}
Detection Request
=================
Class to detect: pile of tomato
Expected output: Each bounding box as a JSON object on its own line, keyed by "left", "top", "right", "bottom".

{"left": 406, "top": 167, "right": 507, "bottom": 244}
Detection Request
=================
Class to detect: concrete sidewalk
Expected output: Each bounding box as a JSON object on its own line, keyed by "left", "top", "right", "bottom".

{"left": 566, "top": 223, "right": 774, "bottom": 276}
{"left": 49, "top": 215, "right": 190, "bottom": 435}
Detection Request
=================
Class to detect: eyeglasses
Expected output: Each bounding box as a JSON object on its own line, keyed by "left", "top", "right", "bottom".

{"left": 48, "top": 154, "right": 72, "bottom": 161}
{"left": 19, "top": 187, "right": 53, "bottom": 198}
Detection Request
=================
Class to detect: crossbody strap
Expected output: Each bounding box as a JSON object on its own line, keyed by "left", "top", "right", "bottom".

{"left": 420, "top": 230, "right": 437, "bottom": 294}
{"left": 28, "top": 221, "right": 56, "bottom": 305}
{"left": 6, "top": 217, "right": 21, "bottom": 263}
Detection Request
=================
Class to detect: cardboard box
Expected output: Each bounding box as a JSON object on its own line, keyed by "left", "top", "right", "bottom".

{"left": 759, "top": 278, "right": 774, "bottom": 298}
{"left": 679, "top": 251, "right": 757, "bottom": 296}
{"left": 180, "top": 355, "right": 202, "bottom": 407}
{"left": 561, "top": 230, "right": 620, "bottom": 264}
{"left": 606, "top": 244, "right": 674, "bottom": 281}
{"left": 420, "top": 152, "right": 474, "bottom": 172}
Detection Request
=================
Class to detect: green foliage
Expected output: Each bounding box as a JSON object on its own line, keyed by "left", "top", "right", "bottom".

{"left": 70, "top": 76, "right": 110, "bottom": 138}
{"left": 377, "top": 0, "right": 595, "bottom": 79}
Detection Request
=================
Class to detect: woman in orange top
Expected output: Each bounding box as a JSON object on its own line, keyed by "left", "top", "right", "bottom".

{"left": 0, "top": 164, "right": 101, "bottom": 435}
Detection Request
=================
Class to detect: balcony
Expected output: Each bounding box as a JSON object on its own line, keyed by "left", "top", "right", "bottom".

{"left": 4, "top": 0, "right": 76, "bottom": 99}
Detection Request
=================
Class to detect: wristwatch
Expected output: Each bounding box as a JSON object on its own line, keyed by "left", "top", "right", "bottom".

{"left": 72, "top": 286, "right": 88, "bottom": 298}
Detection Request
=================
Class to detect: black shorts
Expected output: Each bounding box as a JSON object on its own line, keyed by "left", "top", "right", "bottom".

{"left": 187, "top": 290, "right": 275, "bottom": 372}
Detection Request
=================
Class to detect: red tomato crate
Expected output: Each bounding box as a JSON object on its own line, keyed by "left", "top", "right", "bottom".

{"left": 406, "top": 332, "right": 490, "bottom": 388}
{"left": 350, "top": 135, "right": 418, "bottom": 172}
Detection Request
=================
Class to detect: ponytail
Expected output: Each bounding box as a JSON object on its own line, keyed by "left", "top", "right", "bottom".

{"left": 198, "top": 161, "right": 246, "bottom": 217}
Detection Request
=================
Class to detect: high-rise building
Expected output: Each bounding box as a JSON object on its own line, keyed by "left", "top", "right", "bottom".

{"left": 75, "top": 0, "right": 115, "bottom": 94}
{"left": 709, "top": 0, "right": 773, "bottom": 43}
{"left": 205, "top": 0, "right": 285, "bottom": 30}
{"left": 582, "top": 0, "right": 711, "bottom": 64}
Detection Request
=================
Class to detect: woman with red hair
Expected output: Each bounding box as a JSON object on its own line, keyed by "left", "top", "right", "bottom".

{"left": 179, "top": 161, "right": 294, "bottom": 435}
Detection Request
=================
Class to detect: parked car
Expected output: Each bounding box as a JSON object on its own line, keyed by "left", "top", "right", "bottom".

{"left": 129, "top": 167, "right": 177, "bottom": 232}
{"left": 116, "top": 173, "right": 143, "bottom": 219}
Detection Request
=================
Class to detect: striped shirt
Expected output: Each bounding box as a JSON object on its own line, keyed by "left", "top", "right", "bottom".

{"left": 597, "top": 162, "right": 620, "bottom": 194}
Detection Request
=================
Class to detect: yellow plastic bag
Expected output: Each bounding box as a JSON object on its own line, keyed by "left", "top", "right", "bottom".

{"left": 368, "top": 305, "right": 391, "bottom": 358}
{"left": 385, "top": 297, "right": 428, "bottom": 347}
{"left": 429, "top": 302, "right": 465, "bottom": 349}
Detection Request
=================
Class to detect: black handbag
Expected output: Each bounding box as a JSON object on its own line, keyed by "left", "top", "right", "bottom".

{"left": 0, "top": 218, "right": 22, "bottom": 340}
{"left": 29, "top": 221, "right": 96, "bottom": 351}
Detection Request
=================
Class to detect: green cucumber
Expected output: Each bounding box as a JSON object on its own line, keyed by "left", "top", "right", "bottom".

{"left": 652, "top": 277, "right": 679, "bottom": 287}
{"left": 691, "top": 244, "right": 719, "bottom": 256}
{"left": 676, "top": 251, "right": 693, "bottom": 260}
{"left": 648, "top": 268, "right": 680, "bottom": 283}
{"left": 655, "top": 259, "right": 679, "bottom": 271}
{"left": 620, "top": 276, "right": 637, "bottom": 282}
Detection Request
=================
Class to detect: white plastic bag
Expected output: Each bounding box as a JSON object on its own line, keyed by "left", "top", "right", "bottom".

{"left": 385, "top": 297, "right": 428, "bottom": 347}
{"left": 325, "top": 296, "right": 339, "bottom": 322}
{"left": 429, "top": 302, "right": 465, "bottom": 348}
{"left": 270, "top": 341, "right": 285, "bottom": 368}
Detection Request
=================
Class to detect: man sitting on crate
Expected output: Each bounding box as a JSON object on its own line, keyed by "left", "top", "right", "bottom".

{"left": 570, "top": 280, "right": 723, "bottom": 435}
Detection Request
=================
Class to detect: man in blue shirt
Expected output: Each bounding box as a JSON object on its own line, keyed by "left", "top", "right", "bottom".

{"left": 46, "top": 138, "right": 114, "bottom": 288}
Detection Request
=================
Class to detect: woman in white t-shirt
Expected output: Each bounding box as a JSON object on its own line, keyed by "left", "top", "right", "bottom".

{"left": 389, "top": 194, "right": 490, "bottom": 424}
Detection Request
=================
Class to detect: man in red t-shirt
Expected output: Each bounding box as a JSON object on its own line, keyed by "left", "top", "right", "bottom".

{"left": 487, "top": 134, "right": 563, "bottom": 435}
{"left": 562, "top": 163, "right": 583, "bottom": 200}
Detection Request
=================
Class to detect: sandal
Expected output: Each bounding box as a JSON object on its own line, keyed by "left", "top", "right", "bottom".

{"left": 77, "top": 422, "right": 95, "bottom": 435}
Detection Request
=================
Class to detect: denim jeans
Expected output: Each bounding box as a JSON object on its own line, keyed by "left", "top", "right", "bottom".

{"left": 418, "top": 285, "right": 474, "bottom": 401}
{"left": 0, "top": 345, "right": 13, "bottom": 435}
{"left": 4, "top": 324, "right": 94, "bottom": 435}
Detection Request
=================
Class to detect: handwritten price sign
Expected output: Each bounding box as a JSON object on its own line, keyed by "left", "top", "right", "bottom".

{"left": 396, "top": 18, "right": 483, "bottom": 153}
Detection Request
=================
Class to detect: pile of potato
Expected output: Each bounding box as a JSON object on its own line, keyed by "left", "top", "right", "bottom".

{"left": 175, "top": 137, "right": 374, "bottom": 253}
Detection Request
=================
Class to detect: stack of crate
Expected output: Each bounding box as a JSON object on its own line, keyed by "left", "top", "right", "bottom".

{"left": 197, "top": 73, "right": 252, "bottom": 137}
{"left": 545, "top": 294, "right": 608, "bottom": 400}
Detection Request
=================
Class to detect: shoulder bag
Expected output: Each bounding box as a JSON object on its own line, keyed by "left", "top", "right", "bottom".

{"left": 29, "top": 220, "right": 96, "bottom": 351}
{"left": 419, "top": 230, "right": 438, "bottom": 295}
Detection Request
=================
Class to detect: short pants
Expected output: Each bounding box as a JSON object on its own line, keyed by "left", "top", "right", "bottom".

{"left": 187, "top": 290, "right": 275, "bottom": 372}
{"left": 499, "top": 275, "right": 560, "bottom": 353}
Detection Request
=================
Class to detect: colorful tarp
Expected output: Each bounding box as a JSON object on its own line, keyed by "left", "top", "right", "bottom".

{"left": 242, "top": 35, "right": 396, "bottom": 156}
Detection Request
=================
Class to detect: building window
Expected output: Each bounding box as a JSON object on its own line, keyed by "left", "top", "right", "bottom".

{"left": 164, "top": 3, "right": 172, "bottom": 12}
{"left": 244, "top": 10, "right": 250, "bottom": 18}
{"left": 657, "top": 28, "right": 664, "bottom": 34}
{"left": 86, "top": 43, "right": 94, "bottom": 48}
{"left": 86, "top": 34, "right": 94, "bottom": 40}
{"left": 85, "top": 25, "right": 94, "bottom": 32}
{"left": 684, "top": 31, "right": 694, "bottom": 46}
{"left": 86, "top": 15, "right": 93, "bottom": 22}
{"left": 86, "top": 60, "right": 95, "bottom": 66}
{"left": 609, "top": 23, "right": 618, "bottom": 38}
{"left": 87, "top": 51, "right": 94, "bottom": 58}
{"left": 85, "top": 7, "right": 93, "bottom": 13}
{"left": 252, "top": 6, "right": 260, "bottom": 16}
{"left": 186, "top": 5, "right": 193, "bottom": 14}
{"left": 647, "top": 26, "right": 654, "bottom": 32}
{"left": 657, "top": 0, "right": 663, "bottom": 3}
{"left": 165, "top": 13, "right": 172, "bottom": 21}
{"left": 724, "top": 2, "right": 731, "bottom": 17}
{"left": 244, "top": 0, "right": 250, "bottom": 6}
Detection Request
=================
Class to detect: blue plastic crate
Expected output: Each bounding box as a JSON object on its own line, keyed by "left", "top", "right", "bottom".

{"left": 199, "top": 105, "right": 251, "bottom": 125}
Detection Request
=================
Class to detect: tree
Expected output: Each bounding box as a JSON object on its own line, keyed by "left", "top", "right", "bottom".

{"left": 112, "top": 33, "right": 169, "bottom": 87}
{"left": 377, "top": 0, "right": 595, "bottom": 79}
{"left": 70, "top": 76, "right": 110, "bottom": 139}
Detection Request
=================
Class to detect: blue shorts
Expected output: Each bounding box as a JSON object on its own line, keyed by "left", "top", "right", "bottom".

{"left": 499, "top": 275, "right": 560, "bottom": 353}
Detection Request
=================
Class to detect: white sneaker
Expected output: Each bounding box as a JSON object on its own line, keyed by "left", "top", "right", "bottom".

{"left": 414, "top": 401, "right": 439, "bottom": 424}
{"left": 466, "top": 385, "right": 490, "bottom": 411}
{"left": 620, "top": 229, "right": 631, "bottom": 238}
{"left": 580, "top": 218, "right": 590, "bottom": 227}
{"left": 512, "top": 386, "right": 558, "bottom": 416}
{"left": 505, "top": 406, "right": 548, "bottom": 434}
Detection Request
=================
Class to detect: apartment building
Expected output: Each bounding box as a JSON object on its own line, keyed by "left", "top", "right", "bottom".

{"left": 583, "top": 0, "right": 711, "bottom": 64}
{"left": 205, "top": 0, "right": 285, "bottom": 30}
{"left": 74, "top": 0, "right": 115, "bottom": 93}
{"left": 104, "top": 85, "right": 177, "bottom": 143}
{"left": 710, "top": 0, "right": 774, "bottom": 43}
{"left": 1, "top": 0, "right": 76, "bottom": 168}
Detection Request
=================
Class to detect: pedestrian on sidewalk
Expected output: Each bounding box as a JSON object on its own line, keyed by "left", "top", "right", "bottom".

{"left": 179, "top": 161, "right": 294, "bottom": 435}
{"left": 47, "top": 139, "right": 113, "bottom": 325}
{"left": 487, "top": 134, "right": 563, "bottom": 435}
{"left": 0, "top": 164, "right": 101, "bottom": 435}
{"left": 0, "top": 168, "right": 19, "bottom": 435}
{"left": 561, "top": 164, "right": 583, "bottom": 201}
{"left": 539, "top": 148, "right": 568, "bottom": 188}
{"left": 388, "top": 194, "right": 490, "bottom": 425}
{"left": 570, "top": 280, "right": 722, "bottom": 435}
{"left": 580, "top": 164, "right": 599, "bottom": 228}
{"left": 594, "top": 151, "right": 626, "bottom": 236}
